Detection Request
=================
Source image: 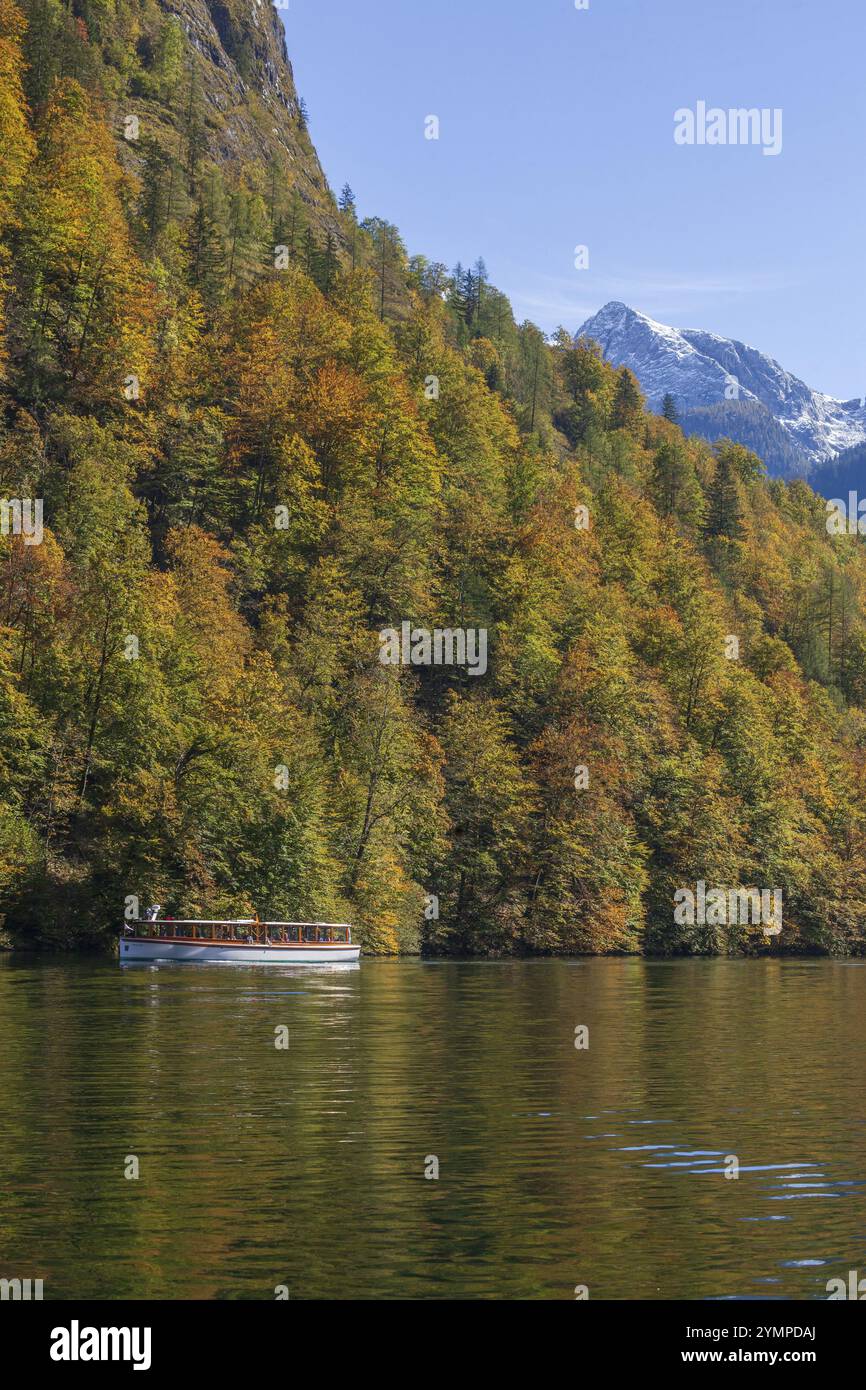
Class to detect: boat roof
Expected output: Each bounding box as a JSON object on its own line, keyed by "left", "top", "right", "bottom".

{"left": 133, "top": 919, "right": 353, "bottom": 928}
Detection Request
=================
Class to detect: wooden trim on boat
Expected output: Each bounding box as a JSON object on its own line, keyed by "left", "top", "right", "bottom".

{"left": 127, "top": 935, "right": 352, "bottom": 949}
{"left": 124, "top": 919, "right": 354, "bottom": 944}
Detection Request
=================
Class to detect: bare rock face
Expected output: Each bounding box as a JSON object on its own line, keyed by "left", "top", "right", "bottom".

{"left": 119, "top": 0, "right": 344, "bottom": 247}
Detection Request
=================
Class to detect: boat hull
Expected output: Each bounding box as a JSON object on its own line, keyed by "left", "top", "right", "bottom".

{"left": 121, "top": 937, "right": 360, "bottom": 965}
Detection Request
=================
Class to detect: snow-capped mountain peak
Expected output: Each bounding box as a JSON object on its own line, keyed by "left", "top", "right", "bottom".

{"left": 575, "top": 302, "right": 866, "bottom": 474}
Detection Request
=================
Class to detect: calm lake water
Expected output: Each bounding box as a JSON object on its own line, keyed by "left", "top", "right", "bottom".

{"left": 0, "top": 955, "right": 864, "bottom": 1300}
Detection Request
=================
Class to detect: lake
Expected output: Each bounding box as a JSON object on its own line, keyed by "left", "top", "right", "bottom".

{"left": 0, "top": 955, "right": 863, "bottom": 1300}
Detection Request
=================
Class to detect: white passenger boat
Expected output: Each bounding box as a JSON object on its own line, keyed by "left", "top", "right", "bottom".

{"left": 120, "top": 915, "right": 360, "bottom": 964}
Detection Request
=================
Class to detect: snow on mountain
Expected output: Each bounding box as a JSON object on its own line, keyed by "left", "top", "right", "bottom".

{"left": 575, "top": 302, "right": 866, "bottom": 473}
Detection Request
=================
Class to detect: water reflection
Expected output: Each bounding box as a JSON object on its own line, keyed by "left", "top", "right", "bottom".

{"left": 0, "top": 956, "right": 863, "bottom": 1300}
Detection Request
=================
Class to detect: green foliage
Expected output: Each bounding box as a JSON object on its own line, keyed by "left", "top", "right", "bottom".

{"left": 678, "top": 398, "right": 808, "bottom": 475}
{"left": 2, "top": 0, "right": 866, "bottom": 962}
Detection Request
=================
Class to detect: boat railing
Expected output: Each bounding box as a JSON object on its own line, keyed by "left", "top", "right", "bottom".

{"left": 126, "top": 920, "right": 353, "bottom": 944}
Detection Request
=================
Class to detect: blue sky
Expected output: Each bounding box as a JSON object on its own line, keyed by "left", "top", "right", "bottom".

{"left": 281, "top": 0, "right": 866, "bottom": 399}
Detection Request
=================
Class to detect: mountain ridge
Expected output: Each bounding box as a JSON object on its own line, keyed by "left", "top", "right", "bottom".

{"left": 111, "top": 0, "right": 346, "bottom": 251}
{"left": 576, "top": 301, "right": 866, "bottom": 477}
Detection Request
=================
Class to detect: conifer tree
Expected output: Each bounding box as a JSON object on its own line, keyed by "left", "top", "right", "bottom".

{"left": 185, "top": 200, "right": 226, "bottom": 309}
{"left": 471, "top": 257, "right": 488, "bottom": 332}
{"left": 153, "top": 15, "right": 184, "bottom": 102}
{"left": 286, "top": 188, "right": 304, "bottom": 262}
{"left": 320, "top": 230, "right": 339, "bottom": 296}
{"left": 704, "top": 449, "right": 744, "bottom": 540}
{"left": 650, "top": 440, "right": 702, "bottom": 528}
{"left": 183, "top": 60, "right": 206, "bottom": 190}
{"left": 302, "top": 225, "right": 319, "bottom": 284}
{"left": 139, "top": 140, "right": 184, "bottom": 254}
{"left": 611, "top": 367, "right": 644, "bottom": 432}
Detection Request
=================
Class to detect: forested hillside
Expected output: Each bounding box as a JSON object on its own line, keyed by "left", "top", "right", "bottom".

{"left": 2, "top": 0, "right": 866, "bottom": 955}
{"left": 676, "top": 399, "right": 809, "bottom": 477}
{"left": 808, "top": 440, "right": 866, "bottom": 503}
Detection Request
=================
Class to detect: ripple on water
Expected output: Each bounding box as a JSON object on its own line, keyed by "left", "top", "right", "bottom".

{"left": 1, "top": 954, "right": 864, "bottom": 1299}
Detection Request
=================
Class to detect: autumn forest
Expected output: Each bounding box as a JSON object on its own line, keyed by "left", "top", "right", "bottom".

{"left": 2, "top": 0, "right": 866, "bottom": 956}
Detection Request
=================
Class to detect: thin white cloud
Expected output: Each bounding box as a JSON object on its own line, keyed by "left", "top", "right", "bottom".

{"left": 504, "top": 265, "right": 795, "bottom": 329}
